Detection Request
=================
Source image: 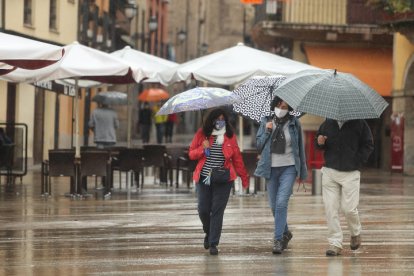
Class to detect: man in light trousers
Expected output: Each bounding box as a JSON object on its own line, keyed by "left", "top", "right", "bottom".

{"left": 316, "top": 118, "right": 373, "bottom": 256}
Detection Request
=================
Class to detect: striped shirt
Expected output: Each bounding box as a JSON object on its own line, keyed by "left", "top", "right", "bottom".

{"left": 200, "top": 136, "right": 225, "bottom": 177}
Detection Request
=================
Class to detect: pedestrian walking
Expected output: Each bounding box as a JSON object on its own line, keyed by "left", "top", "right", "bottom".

{"left": 164, "top": 113, "right": 177, "bottom": 143}
{"left": 315, "top": 118, "right": 373, "bottom": 256}
{"left": 153, "top": 103, "right": 167, "bottom": 144}
{"left": 255, "top": 96, "right": 308, "bottom": 254}
{"left": 189, "top": 108, "right": 249, "bottom": 255}
{"left": 138, "top": 102, "right": 152, "bottom": 144}
{"left": 88, "top": 103, "right": 119, "bottom": 149}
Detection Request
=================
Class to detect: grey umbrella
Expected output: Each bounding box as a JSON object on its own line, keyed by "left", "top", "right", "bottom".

{"left": 273, "top": 69, "right": 389, "bottom": 120}
{"left": 92, "top": 91, "right": 128, "bottom": 105}
{"left": 156, "top": 87, "right": 241, "bottom": 115}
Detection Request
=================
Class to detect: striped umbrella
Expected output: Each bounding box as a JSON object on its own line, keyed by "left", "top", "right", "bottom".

{"left": 273, "top": 69, "right": 389, "bottom": 120}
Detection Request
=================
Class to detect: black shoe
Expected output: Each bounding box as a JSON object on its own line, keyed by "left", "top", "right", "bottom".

{"left": 204, "top": 235, "right": 209, "bottom": 249}
{"left": 272, "top": 239, "right": 283, "bottom": 254}
{"left": 282, "top": 230, "right": 293, "bottom": 250}
{"left": 209, "top": 245, "right": 218, "bottom": 255}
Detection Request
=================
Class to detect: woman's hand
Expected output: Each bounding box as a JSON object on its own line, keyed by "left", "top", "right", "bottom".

{"left": 202, "top": 139, "right": 210, "bottom": 149}
{"left": 265, "top": 122, "right": 273, "bottom": 132}
{"left": 317, "top": 135, "right": 327, "bottom": 145}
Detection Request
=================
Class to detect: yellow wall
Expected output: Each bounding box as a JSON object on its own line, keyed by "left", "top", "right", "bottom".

{"left": 15, "top": 84, "right": 35, "bottom": 158}
{"left": 393, "top": 33, "right": 414, "bottom": 91}
{"left": 284, "top": 0, "right": 346, "bottom": 25}
{"left": 0, "top": 82, "right": 6, "bottom": 122}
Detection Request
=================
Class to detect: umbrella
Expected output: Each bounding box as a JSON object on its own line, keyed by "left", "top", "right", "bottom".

{"left": 156, "top": 42, "right": 318, "bottom": 86}
{"left": 156, "top": 87, "right": 241, "bottom": 115}
{"left": 110, "top": 46, "right": 178, "bottom": 80}
{"left": 233, "top": 75, "right": 285, "bottom": 122}
{"left": 232, "top": 75, "right": 303, "bottom": 122}
{"left": 274, "top": 69, "right": 389, "bottom": 120}
{"left": 92, "top": 91, "right": 128, "bottom": 105}
{"left": 138, "top": 88, "right": 170, "bottom": 102}
{"left": 0, "top": 32, "right": 64, "bottom": 69}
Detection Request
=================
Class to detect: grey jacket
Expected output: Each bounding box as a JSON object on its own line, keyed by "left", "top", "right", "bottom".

{"left": 88, "top": 107, "right": 119, "bottom": 143}
{"left": 254, "top": 116, "right": 308, "bottom": 181}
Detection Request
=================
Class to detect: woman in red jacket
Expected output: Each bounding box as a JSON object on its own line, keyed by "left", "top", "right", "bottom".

{"left": 189, "top": 108, "right": 249, "bottom": 255}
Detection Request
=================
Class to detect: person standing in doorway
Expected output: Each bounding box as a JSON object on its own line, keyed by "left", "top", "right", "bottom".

{"left": 315, "top": 118, "right": 373, "bottom": 256}
{"left": 88, "top": 103, "right": 119, "bottom": 149}
{"left": 255, "top": 96, "right": 308, "bottom": 255}
{"left": 189, "top": 108, "right": 249, "bottom": 255}
{"left": 138, "top": 102, "right": 152, "bottom": 144}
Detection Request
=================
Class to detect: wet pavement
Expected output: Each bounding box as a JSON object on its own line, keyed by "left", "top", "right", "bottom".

{"left": 0, "top": 168, "right": 414, "bottom": 275}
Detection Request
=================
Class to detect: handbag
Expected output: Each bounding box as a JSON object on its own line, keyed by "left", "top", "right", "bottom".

{"left": 210, "top": 167, "right": 230, "bottom": 185}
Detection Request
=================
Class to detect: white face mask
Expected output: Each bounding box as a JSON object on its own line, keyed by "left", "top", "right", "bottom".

{"left": 274, "top": 107, "right": 288, "bottom": 118}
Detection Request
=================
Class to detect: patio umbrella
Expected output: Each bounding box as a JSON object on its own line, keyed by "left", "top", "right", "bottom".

{"left": 156, "top": 42, "right": 317, "bottom": 86}
{"left": 138, "top": 88, "right": 170, "bottom": 102}
{"left": 156, "top": 87, "right": 241, "bottom": 115}
{"left": 273, "top": 69, "right": 389, "bottom": 120}
{"left": 1, "top": 42, "right": 136, "bottom": 161}
{"left": 92, "top": 91, "right": 128, "bottom": 106}
{"left": 0, "top": 32, "right": 64, "bottom": 69}
{"left": 110, "top": 46, "right": 178, "bottom": 80}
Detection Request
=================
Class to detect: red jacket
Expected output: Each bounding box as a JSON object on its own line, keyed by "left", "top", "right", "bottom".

{"left": 189, "top": 128, "right": 249, "bottom": 188}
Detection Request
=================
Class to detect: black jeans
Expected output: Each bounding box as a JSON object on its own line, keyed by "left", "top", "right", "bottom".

{"left": 197, "top": 175, "right": 233, "bottom": 247}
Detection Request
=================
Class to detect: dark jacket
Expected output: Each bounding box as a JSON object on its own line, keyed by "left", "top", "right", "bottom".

{"left": 315, "top": 119, "right": 374, "bottom": 171}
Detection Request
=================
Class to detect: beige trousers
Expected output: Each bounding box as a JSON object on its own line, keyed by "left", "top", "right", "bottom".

{"left": 321, "top": 167, "right": 361, "bottom": 249}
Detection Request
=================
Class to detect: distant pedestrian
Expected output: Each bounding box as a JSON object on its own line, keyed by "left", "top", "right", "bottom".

{"left": 88, "top": 103, "right": 119, "bottom": 149}
{"left": 189, "top": 108, "right": 249, "bottom": 255}
{"left": 255, "top": 96, "right": 307, "bottom": 254}
{"left": 164, "top": 113, "right": 177, "bottom": 143}
{"left": 153, "top": 103, "right": 167, "bottom": 144}
{"left": 138, "top": 102, "right": 152, "bottom": 144}
{"left": 315, "top": 118, "right": 373, "bottom": 256}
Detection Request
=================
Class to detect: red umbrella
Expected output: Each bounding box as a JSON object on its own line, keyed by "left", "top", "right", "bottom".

{"left": 138, "top": 88, "right": 169, "bottom": 102}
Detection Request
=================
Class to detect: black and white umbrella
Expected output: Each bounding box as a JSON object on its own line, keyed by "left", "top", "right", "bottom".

{"left": 274, "top": 69, "right": 389, "bottom": 120}
{"left": 232, "top": 75, "right": 302, "bottom": 122}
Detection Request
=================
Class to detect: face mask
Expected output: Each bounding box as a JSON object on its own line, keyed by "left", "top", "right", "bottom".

{"left": 274, "top": 107, "right": 288, "bottom": 118}
{"left": 214, "top": 120, "right": 226, "bottom": 130}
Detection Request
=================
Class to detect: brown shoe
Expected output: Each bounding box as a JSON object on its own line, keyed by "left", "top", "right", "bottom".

{"left": 350, "top": 235, "right": 361, "bottom": 250}
{"left": 326, "top": 245, "right": 342, "bottom": 256}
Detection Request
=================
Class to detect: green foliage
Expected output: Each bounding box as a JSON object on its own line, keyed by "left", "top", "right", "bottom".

{"left": 366, "top": 0, "right": 414, "bottom": 14}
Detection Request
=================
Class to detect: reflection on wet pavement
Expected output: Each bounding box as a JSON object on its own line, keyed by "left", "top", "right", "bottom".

{"left": 0, "top": 169, "right": 413, "bottom": 275}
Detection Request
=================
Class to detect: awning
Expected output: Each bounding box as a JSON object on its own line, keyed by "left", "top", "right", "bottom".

{"left": 304, "top": 46, "right": 392, "bottom": 97}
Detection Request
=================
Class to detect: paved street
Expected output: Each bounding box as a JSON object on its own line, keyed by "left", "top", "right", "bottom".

{"left": 0, "top": 168, "right": 413, "bottom": 275}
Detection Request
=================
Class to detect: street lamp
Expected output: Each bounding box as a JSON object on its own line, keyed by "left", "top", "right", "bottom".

{"left": 124, "top": 3, "right": 137, "bottom": 21}
{"left": 148, "top": 16, "right": 158, "bottom": 32}
{"left": 177, "top": 29, "right": 187, "bottom": 43}
{"left": 200, "top": 42, "right": 209, "bottom": 55}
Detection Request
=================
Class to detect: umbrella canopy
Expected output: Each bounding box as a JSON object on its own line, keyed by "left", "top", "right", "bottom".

{"left": 233, "top": 75, "right": 286, "bottom": 122}
{"left": 110, "top": 46, "right": 178, "bottom": 81}
{"left": 0, "top": 32, "right": 64, "bottom": 69}
{"left": 274, "top": 69, "right": 389, "bottom": 120}
{"left": 156, "top": 42, "right": 317, "bottom": 86}
{"left": 138, "top": 88, "right": 170, "bottom": 102}
{"left": 156, "top": 87, "right": 241, "bottom": 115}
{"left": 0, "top": 41, "right": 135, "bottom": 84}
{"left": 92, "top": 91, "right": 128, "bottom": 105}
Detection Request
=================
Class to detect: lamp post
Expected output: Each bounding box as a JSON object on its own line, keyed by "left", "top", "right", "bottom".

{"left": 148, "top": 15, "right": 158, "bottom": 54}
{"left": 176, "top": 29, "right": 187, "bottom": 62}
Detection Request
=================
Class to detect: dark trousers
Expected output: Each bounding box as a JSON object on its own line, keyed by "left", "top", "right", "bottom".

{"left": 197, "top": 175, "right": 233, "bottom": 247}
{"left": 140, "top": 124, "right": 151, "bottom": 143}
{"left": 164, "top": 121, "right": 174, "bottom": 143}
{"left": 155, "top": 123, "right": 164, "bottom": 144}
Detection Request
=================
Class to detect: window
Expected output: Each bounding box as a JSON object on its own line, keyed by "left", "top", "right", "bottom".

{"left": 49, "top": 0, "right": 57, "bottom": 30}
{"left": 24, "top": 0, "right": 33, "bottom": 25}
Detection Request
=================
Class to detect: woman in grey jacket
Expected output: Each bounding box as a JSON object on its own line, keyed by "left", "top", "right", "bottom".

{"left": 255, "top": 96, "right": 307, "bottom": 254}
